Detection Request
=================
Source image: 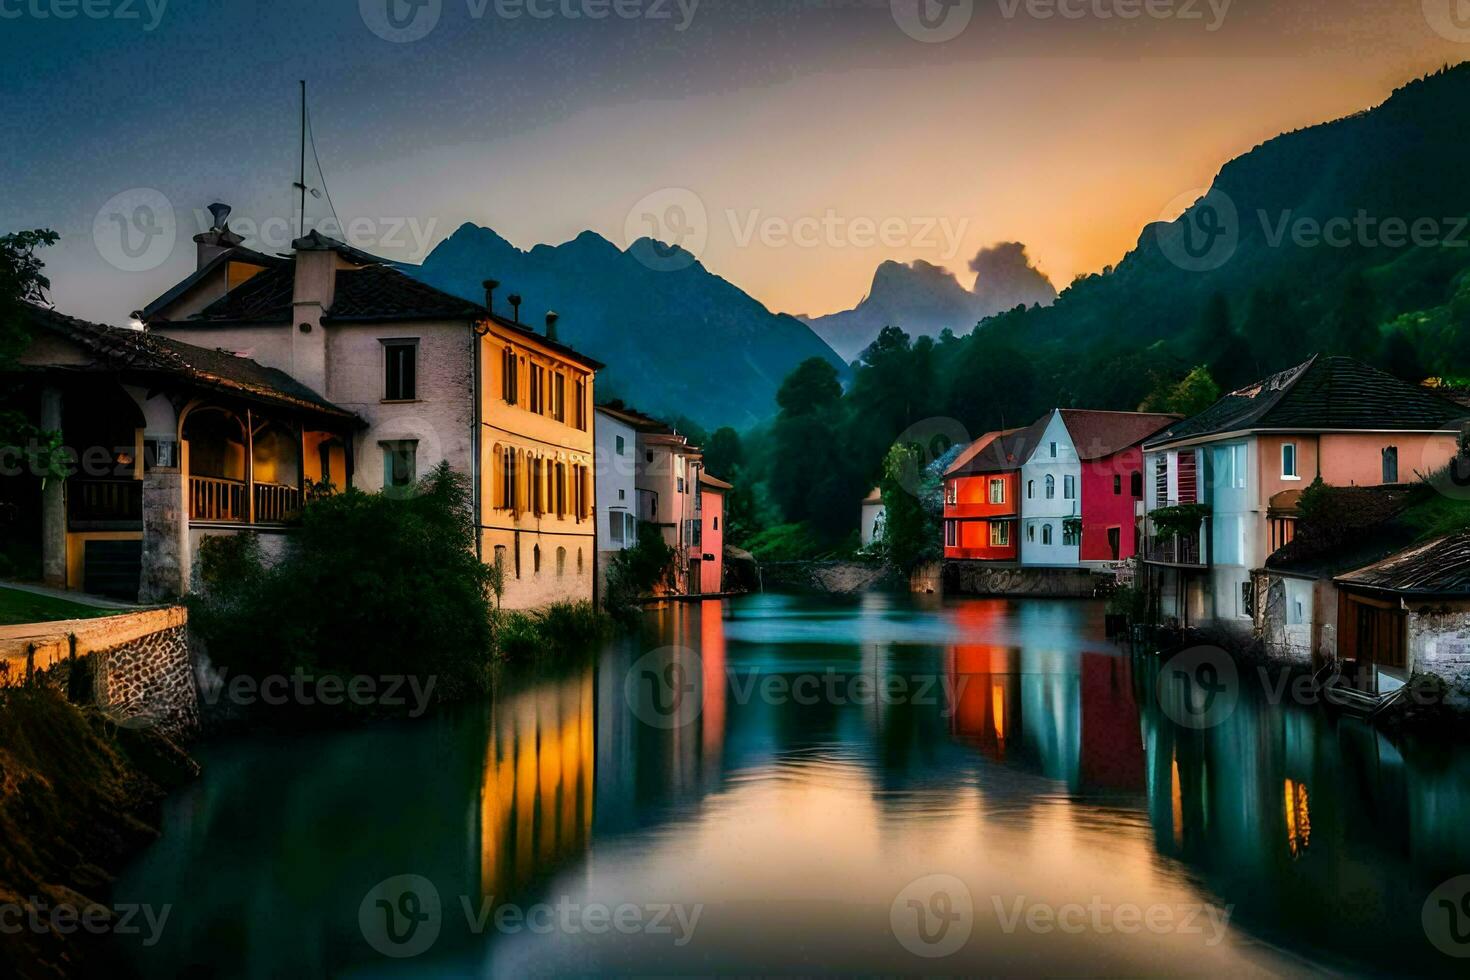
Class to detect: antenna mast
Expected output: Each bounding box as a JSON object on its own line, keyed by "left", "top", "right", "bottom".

{"left": 296, "top": 80, "right": 307, "bottom": 240}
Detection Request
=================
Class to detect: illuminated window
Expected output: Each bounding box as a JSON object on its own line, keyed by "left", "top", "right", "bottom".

{"left": 989, "top": 479, "right": 1005, "bottom": 504}
{"left": 990, "top": 521, "right": 1010, "bottom": 548}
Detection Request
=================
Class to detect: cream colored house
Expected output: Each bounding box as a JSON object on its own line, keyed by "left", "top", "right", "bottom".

{"left": 141, "top": 215, "right": 601, "bottom": 609}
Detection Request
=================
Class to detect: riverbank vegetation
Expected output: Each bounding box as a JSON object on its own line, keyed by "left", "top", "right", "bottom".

{"left": 0, "top": 685, "right": 197, "bottom": 978}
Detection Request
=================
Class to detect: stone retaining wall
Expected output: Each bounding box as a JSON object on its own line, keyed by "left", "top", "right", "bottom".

{"left": 0, "top": 606, "right": 198, "bottom": 737}
{"left": 944, "top": 562, "right": 1106, "bottom": 598}
{"left": 761, "top": 561, "right": 902, "bottom": 595}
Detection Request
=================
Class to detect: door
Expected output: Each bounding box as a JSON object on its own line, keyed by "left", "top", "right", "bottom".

{"left": 1107, "top": 527, "right": 1121, "bottom": 561}
{"left": 688, "top": 558, "right": 702, "bottom": 596}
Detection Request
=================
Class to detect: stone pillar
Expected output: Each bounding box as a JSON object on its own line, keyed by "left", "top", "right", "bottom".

{"left": 40, "top": 385, "right": 66, "bottom": 587}
{"left": 125, "top": 386, "right": 187, "bottom": 602}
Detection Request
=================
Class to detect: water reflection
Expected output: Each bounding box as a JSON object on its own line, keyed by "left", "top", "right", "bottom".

{"left": 114, "top": 593, "right": 1470, "bottom": 976}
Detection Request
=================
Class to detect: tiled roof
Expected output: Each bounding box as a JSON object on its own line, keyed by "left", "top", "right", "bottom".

{"left": 1264, "top": 485, "right": 1419, "bottom": 579}
{"left": 1145, "top": 356, "right": 1466, "bottom": 448}
{"left": 1336, "top": 531, "right": 1470, "bottom": 596}
{"left": 196, "top": 263, "right": 295, "bottom": 322}
{"left": 700, "top": 473, "right": 733, "bottom": 491}
{"left": 947, "top": 417, "right": 1050, "bottom": 477}
{"left": 328, "top": 265, "right": 484, "bottom": 321}
{"left": 140, "top": 245, "right": 287, "bottom": 319}
{"left": 22, "top": 305, "right": 358, "bottom": 422}
{"left": 1059, "top": 410, "right": 1180, "bottom": 460}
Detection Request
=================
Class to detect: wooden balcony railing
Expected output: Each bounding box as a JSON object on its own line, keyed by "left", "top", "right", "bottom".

{"left": 189, "top": 478, "right": 301, "bottom": 525}
{"left": 254, "top": 482, "right": 301, "bottom": 524}
{"left": 191, "top": 477, "right": 247, "bottom": 522}
{"left": 68, "top": 478, "right": 142, "bottom": 528}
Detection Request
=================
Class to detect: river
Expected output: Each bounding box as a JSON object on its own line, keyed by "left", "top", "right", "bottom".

{"left": 113, "top": 593, "right": 1470, "bottom": 976}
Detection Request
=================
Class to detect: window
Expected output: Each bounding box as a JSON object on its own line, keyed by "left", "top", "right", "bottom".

{"left": 1131, "top": 471, "right": 1144, "bottom": 498}
{"left": 575, "top": 377, "right": 587, "bottom": 430}
{"left": 1028, "top": 480, "right": 1035, "bottom": 499}
{"left": 945, "top": 482, "right": 957, "bottom": 506}
{"left": 499, "top": 446, "right": 519, "bottom": 511}
{"left": 1042, "top": 524, "right": 1053, "bottom": 546}
{"left": 1027, "top": 523, "right": 1036, "bottom": 543}
{"left": 501, "top": 348, "right": 518, "bottom": 404}
{"left": 713, "top": 516, "right": 719, "bottom": 530}
{"left": 383, "top": 340, "right": 417, "bottom": 401}
{"left": 493, "top": 545, "right": 507, "bottom": 574}
{"left": 618, "top": 488, "right": 626, "bottom": 501}
{"left": 1063, "top": 523, "right": 1080, "bottom": 547}
{"left": 1114, "top": 475, "right": 1122, "bottom": 495}
{"left": 624, "top": 513, "right": 636, "bottom": 542}
{"left": 1282, "top": 442, "right": 1299, "bottom": 480}
{"left": 1064, "top": 475, "right": 1076, "bottom": 500}
{"left": 616, "top": 435, "right": 626, "bottom": 455}
{"left": 1233, "top": 445, "right": 1247, "bottom": 489}
{"left": 1382, "top": 446, "right": 1399, "bottom": 484}
{"left": 1050, "top": 442, "right": 1058, "bottom": 458}
{"left": 530, "top": 364, "right": 545, "bottom": 414}
{"left": 556, "top": 547, "right": 566, "bottom": 577}
{"left": 990, "top": 521, "right": 1010, "bottom": 548}
{"left": 553, "top": 373, "right": 566, "bottom": 422}
{"left": 554, "top": 462, "right": 566, "bottom": 517}
{"left": 381, "top": 440, "right": 417, "bottom": 491}
{"left": 1045, "top": 475, "right": 1056, "bottom": 500}
{"left": 945, "top": 520, "right": 957, "bottom": 548}
{"left": 989, "top": 479, "right": 1005, "bottom": 504}
{"left": 529, "top": 456, "right": 543, "bottom": 515}
{"left": 677, "top": 477, "right": 685, "bottom": 493}
{"left": 533, "top": 544, "right": 541, "bottom": 574}
{"left": 610, "top": 510, "right": 625, "bottom": 543}
{"left": 1240, "top": 581, "right": 1255, "bottom": 619}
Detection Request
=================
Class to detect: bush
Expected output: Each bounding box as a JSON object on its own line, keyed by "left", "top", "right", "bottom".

{"left": 187, "top": 463, "right": 495, "bottom": 708}
{"left": 494, "top": 601, "right": 613, "bottom": 664}
{"left": 605, "top": 522, "right": 676, "bottom": 614}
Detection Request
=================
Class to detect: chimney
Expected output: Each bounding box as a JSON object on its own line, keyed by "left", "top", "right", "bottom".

{"left": 508, "top": 293, "right": 523, "bottom": 325}
{"left": 482, "top": 278, "right": 499, "bottom": 315}
{"left": 545, "top": 311, "right": 559, "bottom": 342}
{"left": 193, "top": 202, "right": 243, "bottom": 270}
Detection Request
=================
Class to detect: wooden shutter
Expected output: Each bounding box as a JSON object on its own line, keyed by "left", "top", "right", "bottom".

{"left": 1178, "top": 451, "right": 1198, "bottom": 505}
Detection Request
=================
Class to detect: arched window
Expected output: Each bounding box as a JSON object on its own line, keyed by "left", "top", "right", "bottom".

{"left": 1045, "top": 475, "right": 1056, "bottom": 500}
{"left": 1042, "top": 524, "right": 1053, "bottom": 545}
{"left": 1028, "top": 480, "right": 1035, "bottom": 499}
{"left": 533, "top": 544, "right": 541, "bottom": 574}
{"left": 556, "top": 547, "right": 567, "bottom": 577}
{"left": 577, "top": 548, "right": 584, "bottom": 574}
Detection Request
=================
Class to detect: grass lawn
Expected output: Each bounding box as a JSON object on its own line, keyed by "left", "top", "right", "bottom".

{"left": 0, "top": 588, "right": 119, "bottom": 626}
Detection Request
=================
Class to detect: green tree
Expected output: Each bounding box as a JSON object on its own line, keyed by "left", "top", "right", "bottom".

{"left": 1140, "top": 366, "right": 1221, "bottom": 417}
{"left": 0, "top": 230, "right": 58, "bottom": 364}
{"left": 877, "top": 442, "right": 941, "bottom": 573}
{"left": 704, "top": 426, "right": 743, "bottom": 480}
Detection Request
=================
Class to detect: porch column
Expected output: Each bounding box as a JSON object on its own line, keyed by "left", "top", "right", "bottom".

{"left": 125, "top": 386, "right": 186, "bottom": 602}
{"left": 39, "top": 385, "right": 65, "bottom": 587}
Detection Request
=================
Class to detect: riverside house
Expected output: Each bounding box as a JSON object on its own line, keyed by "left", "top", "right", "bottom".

{"left": 137, "top": 211, "right": 603, "bottom": 609}
{"left": 943, "top": 424, "right": 1040, "bottom": 562}
{"left": 594, "top": 403, "right": 707, "bottom": 596}
{"left": 1140, "top": 356, "right": 1464, "bottom": 636}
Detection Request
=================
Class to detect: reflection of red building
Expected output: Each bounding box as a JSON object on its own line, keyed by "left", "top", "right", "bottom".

{"left": 947, "top": 602, "right": 1021, "bottom": 758}
{"left": 943, "top": 422, "right": 1046, "bottom": 562}
{"left": 1077, "top": 653, "right": 1145, "bottom": 792}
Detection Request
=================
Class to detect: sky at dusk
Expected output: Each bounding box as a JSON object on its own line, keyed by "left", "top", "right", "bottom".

{"left": 4, "top": 0, "right": 1469, "bottom": 325}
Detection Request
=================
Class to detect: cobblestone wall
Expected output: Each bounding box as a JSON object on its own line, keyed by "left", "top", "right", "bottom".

{"left": 0, "top": 606, "right": 199, "bottom": 738}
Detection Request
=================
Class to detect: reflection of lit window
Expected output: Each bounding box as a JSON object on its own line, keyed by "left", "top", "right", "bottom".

{"left": 1285, "top": 778, "right": 1311, "bottom": 858}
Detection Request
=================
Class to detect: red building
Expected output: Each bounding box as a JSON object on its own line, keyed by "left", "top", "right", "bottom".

{"left": 942, "top": 422, "right": 1046, "bottom": 562}
{"left": 1061, "top": 410, "right": 1180, "bottom": 564}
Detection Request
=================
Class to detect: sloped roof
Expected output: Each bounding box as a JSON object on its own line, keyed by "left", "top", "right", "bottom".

{"left": 195, "top": 263, "right": 296, "bottom": 322}
{"left": 20, "top": 305, "right": 358, "bottom": 422}
{"left": 945, "top": 428, "right": 1013, "bottom": 477}
{"left": 863, "top": 486, "right": 883, "bottom": 504}
{"left": 1060, "top": 410, "right": 1180, "bottom": 460}
{"left": 328, "top": 265, "right": 485, "bottom": 321}
{"left": 947, "top": 417, "right": 1050, "bottom": 477}
{"left": 1336, "top": 531, "right": 1470, "bottom": 596}
{"left": 597, "top": 402, "right": 677, "bottom": 434}
{"left": 1145, "top": 356, "right": 1466, "bottom": 449}
{"left": 700, "top": 473, "right": 733, "bottom": 491}
{"left": 140, "top": 245, "right": 287, "bottom": 319}
{"left": 1264, "top": 484, "right": 1419, "bottom": 579}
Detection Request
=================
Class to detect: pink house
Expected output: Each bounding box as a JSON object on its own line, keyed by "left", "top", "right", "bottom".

{"left": 696, "top": 473, "right": 730, "bottom": 594}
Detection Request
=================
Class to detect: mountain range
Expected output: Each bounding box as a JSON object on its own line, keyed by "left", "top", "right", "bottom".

{"left": 407, "top": 226, "right": 847, "bottom": 429}
{"left": 990, "top": 63, "right": 1470, "bottom": 397}
{"left": 801, "top": 242, "right": 1058, "bottom": 362}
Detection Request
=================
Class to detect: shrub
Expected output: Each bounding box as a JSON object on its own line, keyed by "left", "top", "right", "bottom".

{"left": 605, "top": 522, "right": 676, "bottom": 614}
{"left": 187, "top": 463, "right": 495, "bottom": 707}
{"left": 492, "top": 601, "right": 612, "bottom": 664}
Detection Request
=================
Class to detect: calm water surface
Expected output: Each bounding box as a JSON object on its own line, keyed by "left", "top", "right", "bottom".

{"left": 115, "top": 594, "right": 1470, "bottom": 976}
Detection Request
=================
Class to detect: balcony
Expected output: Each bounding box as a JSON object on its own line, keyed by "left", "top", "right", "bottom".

{"left": 189, "top": 477, "right": 300, "bottom": 525}
{"left": 1143, "top": 528, "right": 1206, "bottom": 567}
{"left": 68, "top": 478, "right": 142, "bottom": 530}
